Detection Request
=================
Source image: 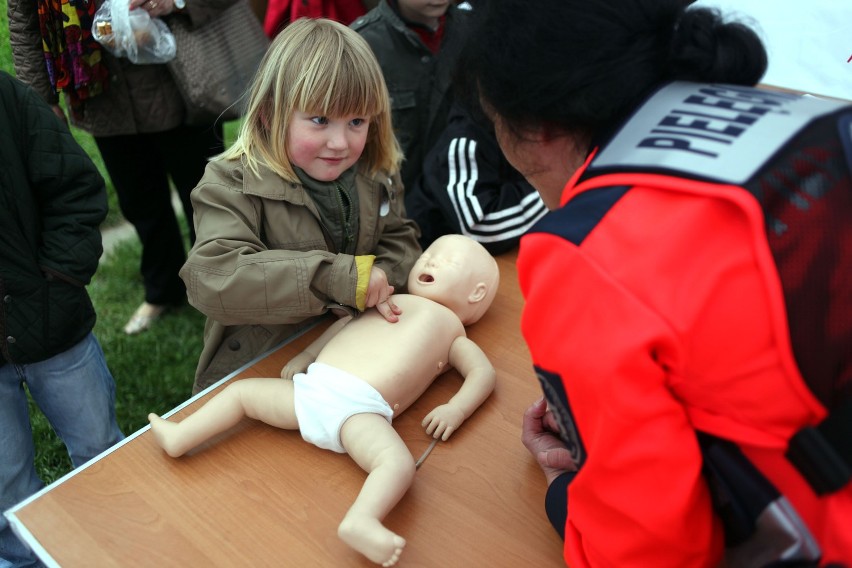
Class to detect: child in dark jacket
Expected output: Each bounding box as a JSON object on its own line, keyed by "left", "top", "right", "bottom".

{"left": 352, "top": 0, "right": 472, "bottom": 192}
{"left": 0, "top": 71, "right": 124, "bottom": 568}
{"left": 407, "top": 102, "right": 548, "bottom": 255}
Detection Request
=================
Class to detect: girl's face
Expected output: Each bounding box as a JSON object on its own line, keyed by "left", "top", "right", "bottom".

{"left": 288, "top": 111, "right": 371, "bottom": 182}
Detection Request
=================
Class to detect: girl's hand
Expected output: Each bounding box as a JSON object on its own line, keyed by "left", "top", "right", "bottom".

{"left": 365, "top": 266, "right": 402, "bottom": 322}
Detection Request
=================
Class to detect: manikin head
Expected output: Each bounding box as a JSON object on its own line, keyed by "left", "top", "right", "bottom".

{"left": 407, "top": 235, "right": 500, "bottom": 325}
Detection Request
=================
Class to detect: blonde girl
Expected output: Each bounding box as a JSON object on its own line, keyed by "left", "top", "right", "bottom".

{"left": 180, "top": 18, "right": 421, "bottom": 394}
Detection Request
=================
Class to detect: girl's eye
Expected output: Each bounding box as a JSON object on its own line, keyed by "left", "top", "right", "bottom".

{"left": 311, "top": 116, "right": 329, "bottom": 125}
{"left": 350, "top": 118, "right": 366, "bottom": 127}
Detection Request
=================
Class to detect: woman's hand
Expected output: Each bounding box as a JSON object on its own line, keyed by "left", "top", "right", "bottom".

{"left": 129, "top": 0, "right": 177, "bottom": 17}
{"left": 522, "top": 397, "right": 577, "bottom": 486}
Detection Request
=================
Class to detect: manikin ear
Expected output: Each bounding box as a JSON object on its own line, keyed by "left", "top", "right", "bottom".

{"left": 467, "top": 282, "right": 488, "bottom": 304}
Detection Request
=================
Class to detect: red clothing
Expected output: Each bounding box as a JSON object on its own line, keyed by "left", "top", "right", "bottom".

{"left": 519, "top": 82, "right": 852, "bottom": 567}
{"left": 263, "top": 0, "right": 367, "bottom": 38}
{"left": 411, "top": 15, "right": 445, "bottom": 54}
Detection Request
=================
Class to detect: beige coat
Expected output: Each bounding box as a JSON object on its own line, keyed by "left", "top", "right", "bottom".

{"left": 182, "top": 158, "right": 421, "bottom": 392}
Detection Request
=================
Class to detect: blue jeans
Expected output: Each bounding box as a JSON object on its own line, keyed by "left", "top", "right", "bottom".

{"left": 0, "top": 332, "right": 124, "bottom": 568}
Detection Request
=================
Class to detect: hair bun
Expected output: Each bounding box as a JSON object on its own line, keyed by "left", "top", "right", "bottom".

{"left": 668, "top": 7, "right": 767, "bottom": 85}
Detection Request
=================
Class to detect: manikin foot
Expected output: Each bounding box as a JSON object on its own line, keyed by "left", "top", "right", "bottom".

{"left": 147, "top": 413, "right": 187, "bottom": 458}
{"left": 338, "top": 515, "right": 406, "bottom": 566}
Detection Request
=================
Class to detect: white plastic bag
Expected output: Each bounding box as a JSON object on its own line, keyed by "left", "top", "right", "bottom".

{"left": 92, "top": 0, "right": 176, "bottom": 64}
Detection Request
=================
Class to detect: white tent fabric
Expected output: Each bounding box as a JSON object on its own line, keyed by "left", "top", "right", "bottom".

{"left": 694, "top": 1, "right": 852, "bottom": 101}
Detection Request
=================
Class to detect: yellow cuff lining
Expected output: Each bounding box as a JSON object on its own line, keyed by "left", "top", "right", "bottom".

{"left": 354, "top": 255, "right": 375, "bottom": 311}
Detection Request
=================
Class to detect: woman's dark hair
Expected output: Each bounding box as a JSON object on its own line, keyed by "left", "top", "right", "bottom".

{"left": 456, "top": 0, "right": 768, "bottom": 140}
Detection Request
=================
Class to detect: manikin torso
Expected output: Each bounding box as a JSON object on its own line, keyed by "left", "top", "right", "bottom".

{"left": 316, "top": 294, "right": 466, "bottom": 416}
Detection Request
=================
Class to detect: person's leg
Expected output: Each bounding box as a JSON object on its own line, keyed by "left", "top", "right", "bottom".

{"left": 25, "top": 333, "right": 124, "bottom": 469}
{"left": 95, "top": 134, "right": 188, "bottom": 308}
{"left": 338, "top": 414, "right": 414, "bottom": 566}
{"left": 0, "top": 363, "right": 44, "bottom": 568}
{"left": 159, "top": 122, "right": 224, "bottom": 246}
{"left": 148, "top": 378, "right": 297, "bottom": 458}
{"left": 0, "top": 364, "right": 45, "bottom": 568}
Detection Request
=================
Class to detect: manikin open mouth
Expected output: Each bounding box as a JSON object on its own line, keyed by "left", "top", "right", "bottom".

{"left": 418, "top": 273, "right": 435, "bottom": 283}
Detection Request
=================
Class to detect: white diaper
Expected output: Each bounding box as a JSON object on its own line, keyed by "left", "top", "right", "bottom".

{"left": 292, "top": 362, "right": 393, "bottom": 453}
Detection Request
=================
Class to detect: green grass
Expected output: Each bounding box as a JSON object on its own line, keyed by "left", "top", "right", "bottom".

{"left": 2, "top": 4, "right": 242, "bottom": 485}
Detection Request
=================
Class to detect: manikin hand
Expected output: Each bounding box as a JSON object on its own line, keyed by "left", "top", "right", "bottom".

{"left": 422, "top": 403, "right": 465, "bottom": 441}
{"left": 522, "top": 397, "right": 577, "bottom": 486}
{"left": 364, "top": 266, "right": 401, "bottom": 323}
{"left": 281, "top": 351, "right": 315, "bottom": 381}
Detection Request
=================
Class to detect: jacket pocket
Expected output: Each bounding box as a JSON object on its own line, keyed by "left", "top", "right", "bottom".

{"left": 389, "top": 90, "right": 417, "bottom": 148}
{"left": 196, "top": 324, "right": 274, "bottom": 390}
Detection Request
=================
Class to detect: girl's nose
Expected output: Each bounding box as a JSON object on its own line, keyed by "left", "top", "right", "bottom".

{"left": 327, "top": 126, "right": 347, "bottom": 149}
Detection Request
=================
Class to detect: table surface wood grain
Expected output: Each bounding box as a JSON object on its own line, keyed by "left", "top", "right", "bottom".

{"left": 7, "top": 250, "right": 565, "bottom": 567}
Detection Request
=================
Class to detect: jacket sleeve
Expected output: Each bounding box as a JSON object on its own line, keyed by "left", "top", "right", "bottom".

{"left": 7, "top": 0, "right": 58, "bottom": 103}
{"left": 182, "top": 0, "right": 252, "bottom": 31}
{"left": 17, "top": 81, "right": 108, "bottom": 286}
{"left": 370, "top": 171, "right": 421, "bottom": 291}
{"left": 181, "top": 175, "right": 363, "bottom": 327}
{"left": 519, "top": 233, "right": 725, "bottom": 568}
{"left": 410, "top": 115, "right": 548, "bottom": 255}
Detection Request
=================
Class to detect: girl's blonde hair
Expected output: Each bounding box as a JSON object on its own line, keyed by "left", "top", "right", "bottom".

{"left": 219, "top": 18, "right": 402, "bottom": 181}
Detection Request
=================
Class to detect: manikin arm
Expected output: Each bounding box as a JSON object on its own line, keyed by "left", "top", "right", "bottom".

{"left": 422, "top": 336, "right": 496, "bottom": 440}
{"left": 280, "top": 316, "right": 352, "bottom": 380}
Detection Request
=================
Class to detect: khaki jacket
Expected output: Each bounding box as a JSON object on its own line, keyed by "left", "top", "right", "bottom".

{"left": 182, "top": 158, "right": 421, "bottom": 392}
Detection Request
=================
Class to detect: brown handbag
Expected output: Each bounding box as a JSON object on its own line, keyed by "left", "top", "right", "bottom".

{"left": 166, "top": 0, "right": 269, "bottom": 125}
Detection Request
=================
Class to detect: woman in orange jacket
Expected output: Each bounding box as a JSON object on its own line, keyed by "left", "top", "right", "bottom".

{"left": 458, "top": 1, "right": 851, "bottom": 566}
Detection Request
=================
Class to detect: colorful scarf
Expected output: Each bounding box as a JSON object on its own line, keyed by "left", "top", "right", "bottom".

{"left": 37, "top": 0, "right": 109, "bottom": 113}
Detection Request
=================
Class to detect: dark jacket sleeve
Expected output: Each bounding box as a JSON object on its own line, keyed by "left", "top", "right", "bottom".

{"left": 545, "top": 471, "right": 576, "bottom": 541}
{"left": 18, "top": 79, "right": 108, "bottom": 285}
{"left": 407, "top": 105, "right": 547, "bottom": 255}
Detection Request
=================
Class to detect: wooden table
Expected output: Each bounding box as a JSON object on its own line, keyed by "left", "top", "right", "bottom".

{"left": 5, "top": 251, "right": 564, "bottom": 567}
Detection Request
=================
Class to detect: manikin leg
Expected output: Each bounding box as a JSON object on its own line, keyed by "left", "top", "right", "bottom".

{"left": 338, "top": 413, "right": 416, "bottom": 567}
{"left": 148, "top": 378, "right": 298, "bottom": 457}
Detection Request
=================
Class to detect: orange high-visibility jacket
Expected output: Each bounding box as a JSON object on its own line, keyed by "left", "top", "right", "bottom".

{"left": 519, "top": 82, "right": 852, "bottom": 567}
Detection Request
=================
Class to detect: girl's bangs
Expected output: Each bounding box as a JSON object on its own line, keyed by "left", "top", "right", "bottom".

{"left": 295, "top": 51, "right": 385, "bottom": 119}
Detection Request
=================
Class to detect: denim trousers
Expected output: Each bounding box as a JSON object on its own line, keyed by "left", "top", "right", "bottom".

{"left": 0, "top": 332, "right": 124, "bottom": 568}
